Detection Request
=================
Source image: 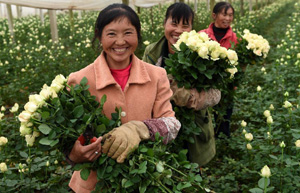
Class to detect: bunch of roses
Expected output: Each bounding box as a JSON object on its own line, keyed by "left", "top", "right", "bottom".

{"left": 17, "top": 74, "right": 67, "bottom": 146}
{"left": 166, "top": 30, "right": 238, "bottom": 92}
{"left": 174, "top": 30, "right": 238, "bottom": 69}
{"left": 242, "top": 29, "right": 270, "bottom": 58}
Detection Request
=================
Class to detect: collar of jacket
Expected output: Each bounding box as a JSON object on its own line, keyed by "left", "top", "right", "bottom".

{"left": 145, "top": 36, "right": 166, "bottom": 65}
{"left": 94, "top": 52, "right": 151, "bottom": 90}
{"left": 206, "top": 23, "right": 234, "bottom": 42}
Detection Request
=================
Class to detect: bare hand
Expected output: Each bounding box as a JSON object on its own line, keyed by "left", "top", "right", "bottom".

{"left": 68, "top": 137, "right": 102, "bottom": 163}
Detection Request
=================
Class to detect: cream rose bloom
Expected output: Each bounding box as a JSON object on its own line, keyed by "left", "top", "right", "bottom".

{"left": 0, "top": 112, "right": 4, "bottom": 120}
{"left": 246, "top": 143, "right": 252, "bottom": 150}
{"left": 261, "top": 165, "right": 271, "bottom": 178}
{"left": 241, "top": 120, "right": 247, "bottom": 127}
{"left": 10, "top": 103, "right": 19, "bottom": 113}
{"left": 269, "top": 104, "right": 275, "bottom": 110}
{"left": 257, "top": 86, "right": 262, "bottom": 92}
{"left": 29, "top": 94, "right": 45, "bottom": 107}
{"left": 226, "top": 67, "right": 238, "bottom": 79}
{"left": 20, "top": 124, "right": 32, "bottom": 136}
{"left": 245, "top": 133, "right": 253, "bottom": 141}
{"left": 197, "top": 44, "right": 209, "bottom": 59}
{"left": 267, "top": 116, "right": 273, "bottom": 124}
{"left": 0, "top": 136, "right": 8, "bottom": 146}
{"left": 0, "top": 162, "right": 8, "bottom": 172}
{"left": 283, "top": 101, "right": 292, "bottom": 108}
{"left": 24, "top": 102, "right": 38, "bottom": 113}
{"left": 227, "top": 49, "right": 238, "bottom": 65}
{"left": 25, "top": 135, "right": 35, "bottom": 147}
{"left": 280, "top": 141, "right": 286, "bottom": 148}
{"left": 295, "top": 140, "right": 300, "bottom": 147}
{"left": 263, "top": 110, "right": 271, "bottom": 118}
{"left": 18, "top": 111, "right": 32, "bottom": 123}
{"left": 143, "top": 40, "right": 150, "bottom": 46}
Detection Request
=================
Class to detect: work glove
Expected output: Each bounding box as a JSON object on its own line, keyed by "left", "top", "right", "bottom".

{"left": 102, "top": 121, "right": 150, "bottom": 163}
{"left": 168, "top": 74, "right": 221, "bottom": 110}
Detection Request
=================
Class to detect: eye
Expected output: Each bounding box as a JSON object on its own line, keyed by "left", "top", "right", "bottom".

{"left": 107, "top": 32, "right": 115, "bottom": 36}
{"left": 125, "top": 31, "right": 133, "bottom": 35}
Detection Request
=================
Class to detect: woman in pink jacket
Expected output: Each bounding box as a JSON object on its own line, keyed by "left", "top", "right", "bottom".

{"left": 200, "top": 1, "right": 238, "bottom": 138}
{"left": 65, "top": 4, "right": 181, "bottom": 192}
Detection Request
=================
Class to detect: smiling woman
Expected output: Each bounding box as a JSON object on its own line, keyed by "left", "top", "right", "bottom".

{"left": 65, "top": 3, "right": 181, "bottom": 193}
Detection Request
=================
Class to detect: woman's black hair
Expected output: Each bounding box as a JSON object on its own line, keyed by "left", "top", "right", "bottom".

{"left": 164, "top": 3, "right": 194, "bottom": 25}
{"left": 213, "top": 1, "right": 235, "bottom": 15}
{"left": 92, "top": 3, "right": 141, "bottom": 47}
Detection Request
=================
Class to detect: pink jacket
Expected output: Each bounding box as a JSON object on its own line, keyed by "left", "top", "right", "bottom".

{"left": 67, "top": 52, "right": 179, "bottom": 192}
{"left": 200, "top": 23, "right": 238, "bottom": 49}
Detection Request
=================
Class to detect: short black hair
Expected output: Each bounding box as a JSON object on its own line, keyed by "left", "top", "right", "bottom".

{"left": 164, "top": 3, "right": 194, "bottom": 25}
{"left": 92, "top": 4, "right": 141, "bottom": 46}
{"left": 213, "top": 1, "right": 235, "bottom": 15}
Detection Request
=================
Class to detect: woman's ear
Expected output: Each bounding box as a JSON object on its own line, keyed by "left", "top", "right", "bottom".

{"left": 212, "top": 13, "right": 216, "bottom": 20}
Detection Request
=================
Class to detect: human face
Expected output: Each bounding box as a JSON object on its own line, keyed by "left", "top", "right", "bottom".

{"left": 100, "top": 17, "right": 138, "bottom": 69}
{"left": 164, "top": 16, "right": 192, "bottom": 54}
{"left": 213, "top": 8, "right": 234, "bottom": 29}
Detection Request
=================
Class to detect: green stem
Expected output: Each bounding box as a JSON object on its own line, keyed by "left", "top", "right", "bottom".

{"left": 263, "top": 177, "right": 268, "bottom": 193}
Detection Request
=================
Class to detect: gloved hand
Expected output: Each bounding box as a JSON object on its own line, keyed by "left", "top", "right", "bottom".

{"left": 102, "top": 121, "right": 150, "bottom": 163}
{"left": 168, "top": 74, "right": 221, "bottom": 110}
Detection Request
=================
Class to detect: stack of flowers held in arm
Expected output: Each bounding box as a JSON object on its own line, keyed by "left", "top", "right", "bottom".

{"left": 17, "top": 74, "right": 119, "bottom": 151}
{"left": 235, "top": 29, "right": 270, "bottom": 66}
{"left": 165, "top": 30, "right": 239, "bottom": 92}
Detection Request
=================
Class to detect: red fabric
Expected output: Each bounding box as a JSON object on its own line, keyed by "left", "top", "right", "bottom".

{"left": 110, "top": 63, "right": 132, "bottom": 91}
{"left": 200, "top": 23, "right": 238, "bottom": 49}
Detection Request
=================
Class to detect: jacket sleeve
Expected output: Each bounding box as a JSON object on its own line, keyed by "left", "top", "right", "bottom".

{"left": 143, "top": 68, "right": 181, "bottom": 144}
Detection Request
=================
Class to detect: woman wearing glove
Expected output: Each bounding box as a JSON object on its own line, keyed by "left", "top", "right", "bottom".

{"left": 200, "top": 2, "right": 238, "bottom": 138}
{"left": 66, "top": 4, "right": 181, "bottom": 192}
{"left": 142, "top": 3, "right": 220, "bottom": 167}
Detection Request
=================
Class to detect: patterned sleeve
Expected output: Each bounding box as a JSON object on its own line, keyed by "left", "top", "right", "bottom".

{"left": 143, "top": 117, "right": 181, "bottom": 144}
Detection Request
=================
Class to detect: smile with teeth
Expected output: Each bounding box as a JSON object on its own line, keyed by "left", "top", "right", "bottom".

{"left": 113, "top": 48, "right": 128, "bottom": 53}
{"left": 172, "top": 36, "right": 179, "bottom": 40}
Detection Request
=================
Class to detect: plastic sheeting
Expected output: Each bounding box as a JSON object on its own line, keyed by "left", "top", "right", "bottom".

{"left": 0, "top": 0, "right": 171, "bottom": 10}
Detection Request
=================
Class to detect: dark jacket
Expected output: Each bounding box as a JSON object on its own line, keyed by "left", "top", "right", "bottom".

{"left": 142, "top": 36, "right": 216, "bottom": 166}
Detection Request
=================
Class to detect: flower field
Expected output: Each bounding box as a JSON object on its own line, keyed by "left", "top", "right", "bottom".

{"left": 1, "top": 0, "right": 300, "bottom": 192}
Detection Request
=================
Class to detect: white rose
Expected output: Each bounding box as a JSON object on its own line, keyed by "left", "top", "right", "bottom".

{"left": 257, "top": 86, "right": 262, "bottom": 92}
{"left": 1, "top": 106, "right": 5, "bottom": 111}
{"left": 267, "top": 116, "right": 273, "bottom": 124}
{"left": 24, "top": 102, "right": 38, "bottom": 113}
{"left": 261, "top": 165, "right": 271, "bottom": 178}
{"left": 0, "top": 162, "right": 8, "bottom": 172}
{"left": 210, "top": 49, "right": 221, "bottom": 61}
{"left": 197, "top": 45, "right": 209, "bottom": 59}
{"left": 0, "top": 136, "right": 8, "bottom": 146}
{"left": 295, "top": 140, "right": 300, "bottom": 147}
{"left": 284, "top": 91, "right": 289, "bottom": 97}
{"left": 19, "top": 124, "right": 32, "bottom": 136}
{"left": 46, "top": 161, "right": 50, "bottom": 167}
{"left": 143, "top": 40, "right": 150, "bottom": 46}
{"left": 241, "top": 120, "right": 247, "bottom": 127}
{"left": 263, "top": 110, "right": 271, "bottom": 118}
{"left": 227, "top": 49, "right": 238, "bottom": 65}
{"left": 283, "top": 101, "right": 292, "bottom": 108}
{"left": 297, "top": 53, "right": 300, "bottom": 59}
{"left": 39, "top": 84, "right": 52, "bottom": 100}
{"left": 18, "top": 111, "right": 32, "bottom": 123}
{"left": 25, "top": 135, "right": 35, "bottom": 147}
{"left": 269, "top": 104, "right": 275, "bottom": 110}
{"left": 245, "top": 133, "right": 253, "bottom": 141}
{"left": 246, "top": 143, "right": 252, "bottom": 150}
{"left": 226, "top": 67, "right": 238, "bottom": 79}
{"left": 50, "top": 81, "right": 64, "bottom": 93}
{"left": 29, "top": 94, "right": 45, "bottom": 107}
{"left": 280, "top": 141, "right": 286, "bottom": 148}
{"left": 261, "top": 67, "right": 266, "bottom": 72}
{"left": 10, "top": 103, "right": 19, "bottom": 113}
